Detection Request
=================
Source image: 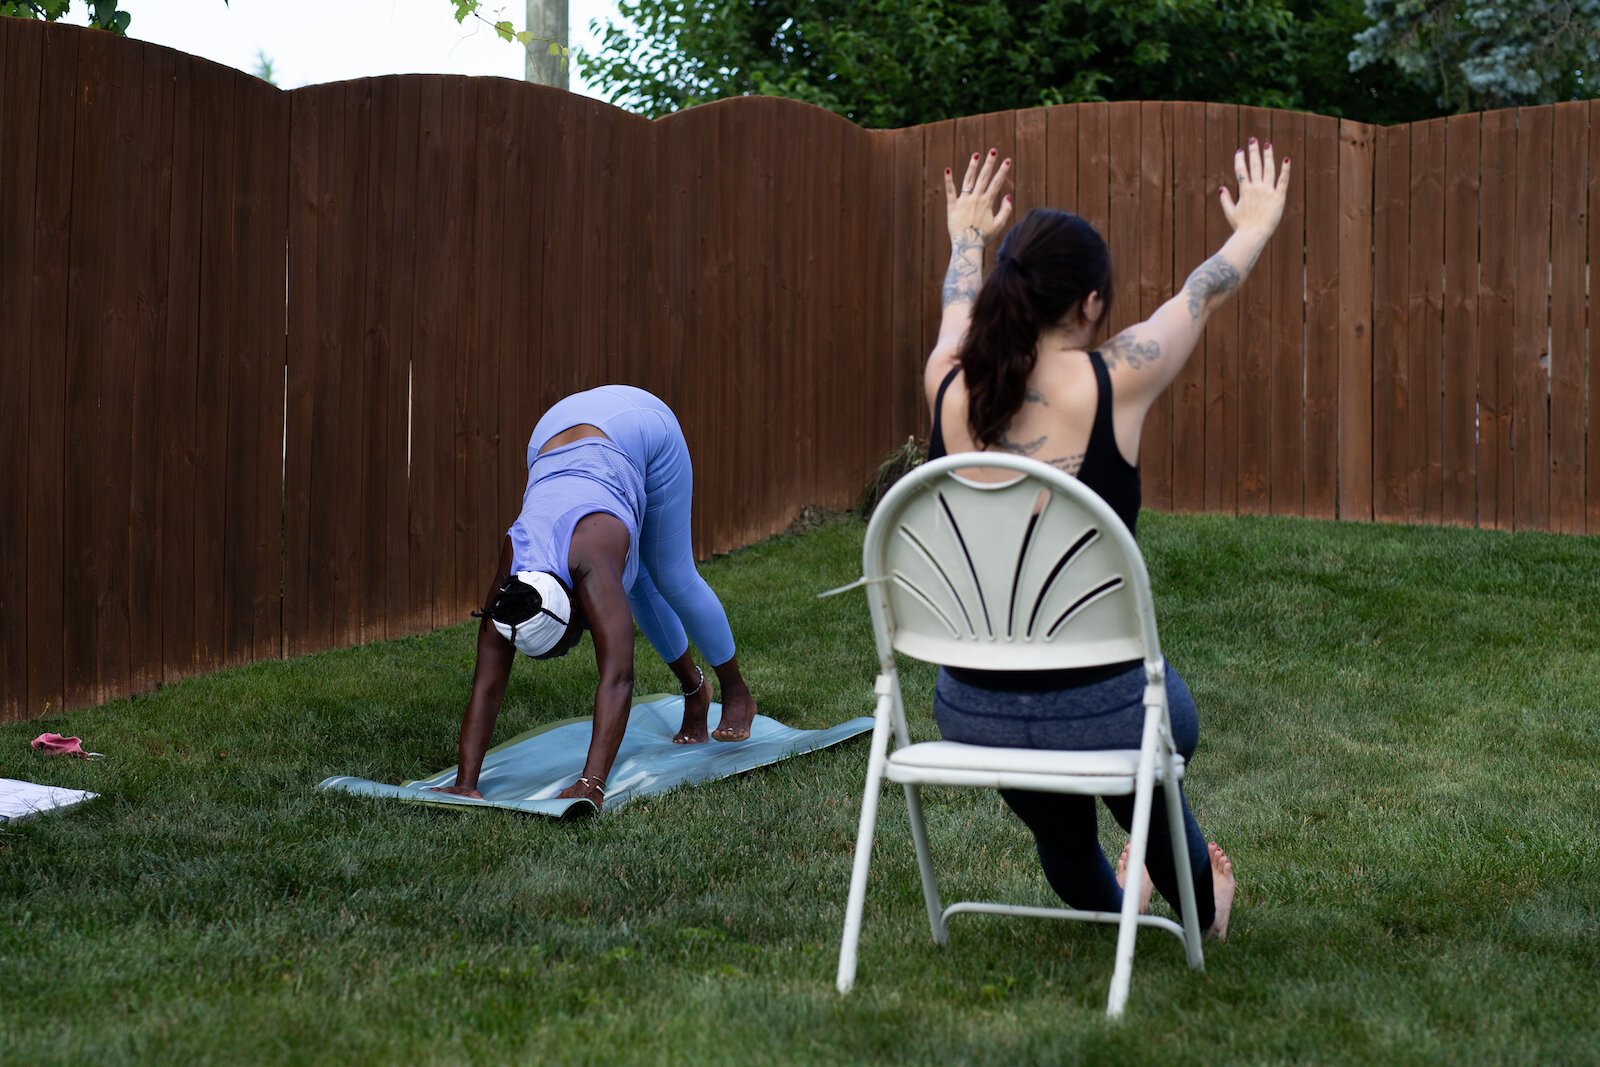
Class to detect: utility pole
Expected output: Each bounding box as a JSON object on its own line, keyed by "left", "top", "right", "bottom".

{"left": 525, "top": 0, "right": 570, "bottom": 90}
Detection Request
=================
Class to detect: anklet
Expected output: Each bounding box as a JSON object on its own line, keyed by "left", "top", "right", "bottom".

{"left": 680, "top": 665, "right": 705, "bottom": 697}
{"left": 575, "top": 774, "right": 606, "bottom": 795}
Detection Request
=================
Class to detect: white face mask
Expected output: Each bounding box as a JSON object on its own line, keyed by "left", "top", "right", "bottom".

{"left": 489, "top": 571, "right": 572, "bottom": 657}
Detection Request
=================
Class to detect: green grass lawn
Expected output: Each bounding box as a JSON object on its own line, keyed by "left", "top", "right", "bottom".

{"left": 3, "top": 512, "right": 1598, "bottom": 1065}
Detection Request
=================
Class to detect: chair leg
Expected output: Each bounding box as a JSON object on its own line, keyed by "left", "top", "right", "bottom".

{"left": 1105, "top": 710, "right": 1164, "bottom": 1018}
{"left": 837, "top": 683, "right": 896, "bottom": 994}
{"left": 1163, "top": 749, "right": 1206, "bottom": 970}
{"left": 902, "top": 782, "right": 947, "bottom": 945}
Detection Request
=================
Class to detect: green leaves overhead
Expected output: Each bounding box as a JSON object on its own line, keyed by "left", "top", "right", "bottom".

{"left": 1350, "top": 0, "right": 1600, "bottom": 112}
{"left": 574, "top": 0, "right": 1450, "bottom": 126}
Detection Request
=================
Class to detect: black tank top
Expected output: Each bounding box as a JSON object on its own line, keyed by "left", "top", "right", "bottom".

{"left": 927, "top": 351, "right": 1142, "bottom": 535}
{"left": 925, "top": 352, "right": 1143, "bottom": 692}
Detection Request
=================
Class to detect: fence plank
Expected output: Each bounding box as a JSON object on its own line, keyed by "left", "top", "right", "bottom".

{"left": 330, "top": 81, "right": 373, "bottom": 648}
{"left": 1204, "top": 104, "right": 1240, "bottom": 514}
{"left": 154, "top": 56, "right": 201, "bottom": 682}
{"left": 1106, "top": 102, "right": 1141, "bottom": 341}
{"left": 1476, "top": 111, "right": 1516, "bottom": 528}
{"left": 466, "top": 79, "right": 506, "bottom": 614}
{"left": 1407, "top": 118, "right": 1446, "bottom": 523}
{"left": 284, "top": 84, "right": 319, "bottom": 656}
{"left": 405, "top": 78, "right": 453, "bottom": 631}
{"left": 1442, "top": 114, "right": 1481, "bottom": 525}
{"left": 1169, "top": 102, "right": 1208, "bottom": 512}
{"left": 238, "top": 77, "right": 289, "bottom": 664}
{"left": 1512, "top": 106, "right": 1552, "bottom": 531}
{"left": 1236, "top": 108, "right": 1275, "bottom": 515}
{"left": 193, "top": 65, "right": 239, "bottom": 671}
{"left": 1076, "top": 103, "right": 1110, "bottom": 248}
{"left": 1045, "top": 105, "right": 1078, "bottom": 216}
{"left": 62, "top": 33, "right": 116, "bottom": 705}
{"left": 383, "top": 77, "right": 422, "bottom": 637}
{"left": 358, "top": 78, "right": 399, "bottom": 645}
{"left": 221, "top": 66, "right": 261, "bottom": 667}
{"left": 1548, "top": 102, "right": 1588, "bottom": 534}
{"left": 1012, "top": 107, "right": 1048, "bottom": 221}
{"left": 1477, "top": 110, "right": 1517, "bottom": 529}
{"left": 1590, "top": 101, "right": 1600, "bottom": 533}
{"left": 0, "top": 16, "right": 31, "bottom": 719}
{"left": 1302, "top": 115, "right": 1340, "bottom": 519}
{"left": 1137, "top": 101, "right": 1173, "bottom": 511}
{"left": 891, "top": 126, "right": 926, "bottom": 446}
{"left": 1269, "top": 108, "right": 1307, "bottom": 517}
{"left": 23, "top": 24, "right": 75, "bottom": 716}
{"left": 1371, "top": 123, "right": 1410, "bottom": 523}
{"left": 1338, "top": 120, "right": 1375, "bottom": 521}
{"left": 126, "top": 44, "right": 175, "bottom": 693}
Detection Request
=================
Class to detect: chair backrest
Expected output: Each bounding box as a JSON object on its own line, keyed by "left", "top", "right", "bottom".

{"left": 861, "top": 454, "right": 1161, "bottom": 674}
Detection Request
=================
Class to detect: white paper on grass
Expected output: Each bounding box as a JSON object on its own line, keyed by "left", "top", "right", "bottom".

{"left": 0, "top": 777, "right": 99, "bottom": 823}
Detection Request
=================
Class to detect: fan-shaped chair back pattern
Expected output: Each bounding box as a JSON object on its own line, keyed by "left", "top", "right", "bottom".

{"left": 863, "top": 453, "right": 1160, "bottom": 674}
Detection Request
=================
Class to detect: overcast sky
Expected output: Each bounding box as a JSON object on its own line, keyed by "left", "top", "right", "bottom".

{"left": 64, "top": 0, "right": 619, "bottom": 98}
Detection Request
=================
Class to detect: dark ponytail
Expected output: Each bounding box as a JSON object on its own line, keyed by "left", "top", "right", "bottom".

{"left": 957, "top": 209, "right": 1114, "bottom": 448}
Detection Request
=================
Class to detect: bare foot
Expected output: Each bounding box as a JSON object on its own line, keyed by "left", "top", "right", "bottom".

{"left": 555, "top": 774, "right": 605, "bottom": 810}
{"left": 1207, "top": 842, "right": 1236, "bottom": 940}
{"left": 672, "top": 680, "right": 713, "bottom": 744}
{"left": 1115, "top": 841, "right": 1153, "bottom": 914}
{"left": 711, "top": 687, "right": 759, "bottom": 742}
{"left": 429, "top": 785, "right": 484, "bottom": 799}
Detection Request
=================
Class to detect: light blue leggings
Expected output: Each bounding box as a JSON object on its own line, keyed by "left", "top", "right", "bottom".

{"left": 528, "top": 386, "right": 737, "bottom": 667}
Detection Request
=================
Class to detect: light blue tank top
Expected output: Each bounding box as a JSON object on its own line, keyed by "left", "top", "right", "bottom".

{"left": 508, "top": 439, "right": 644, "bottom": 588}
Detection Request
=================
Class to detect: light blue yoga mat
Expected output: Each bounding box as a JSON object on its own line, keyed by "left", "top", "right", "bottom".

{"left": 319, "top": 694, "right": 873, "bottom": 818}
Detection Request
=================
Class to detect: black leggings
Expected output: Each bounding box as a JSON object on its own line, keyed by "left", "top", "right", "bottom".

{"left": 933, "top": 664, "right": 1215, "bottom": 928}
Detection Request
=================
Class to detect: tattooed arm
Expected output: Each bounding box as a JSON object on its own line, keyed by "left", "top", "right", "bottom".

{"left": 1098, "top": 137, "right": 1289, "bottom": 406}
{"left": 927, "top": 150, "right": 1014, "bottom": 394}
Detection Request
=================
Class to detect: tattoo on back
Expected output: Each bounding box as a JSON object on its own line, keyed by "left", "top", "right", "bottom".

{"left": 1047, "top": 453, "right": 1085, "bottom": 476}
{"left": 999, "top": 422, "right": 1081, "bottom": 473}
{"left": 1095, "top": 333, "right": 1161, "bottom": 371}
{"left": 998, "top": 432, "right": 1046, "bottom": 456}
{"left": 1025, "top": 388, "right": 1048, "bottom": 406}
{"left": 1184, "top": 255, "right": 1241, "bottom": 319}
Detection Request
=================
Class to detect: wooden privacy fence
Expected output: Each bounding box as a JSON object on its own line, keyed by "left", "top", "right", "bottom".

{"left": 1, "top": 19, "right": 1596, "bottom": 722}
{"left": 892, "top": 102, "right": 1599, "bottom": 532}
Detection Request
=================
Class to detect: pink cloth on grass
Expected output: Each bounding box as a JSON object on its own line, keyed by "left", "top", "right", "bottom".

{"left": 31, "top": 733, "right": 102, "bottom": 759}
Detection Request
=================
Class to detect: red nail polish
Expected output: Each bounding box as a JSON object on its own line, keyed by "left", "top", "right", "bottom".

{"left": 990, "top": 149, "right": 997, "bottom": 156}
{"left": 1283, "top": 155, "right": 1291, "bottom": 164}
{"left": 945, "top": 168, "right": 951, "bottom": 175}
{"left": 973, "top": 153, "right": 980, "bottom": 160}
{"left": 1249, "top": 137, "right": 1258, "bottom": 144}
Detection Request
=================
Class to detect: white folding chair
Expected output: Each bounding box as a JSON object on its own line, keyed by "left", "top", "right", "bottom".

{"left": 826, "top": 453, "right": 1205, "bottom": 1017}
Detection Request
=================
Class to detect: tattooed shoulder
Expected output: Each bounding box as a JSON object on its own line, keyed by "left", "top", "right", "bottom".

{"left": 1096, "top": 332, "right": 1161, "bottom": 371}
{"left": 1024, "top": 388, "right": 1048, "bottom": 406}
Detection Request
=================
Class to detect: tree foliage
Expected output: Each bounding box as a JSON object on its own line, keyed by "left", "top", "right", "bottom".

{"left": 2, "top": 0, "right": 131, "bottom": 33}
{"left": 1, "top": 0, "right": 228, "bottom": 35}
{"left": 1349, "top": 0, "right": 1599, "bottom": 112}
{"left": 577, "top": 0, "right": 1441, "bottom": 126}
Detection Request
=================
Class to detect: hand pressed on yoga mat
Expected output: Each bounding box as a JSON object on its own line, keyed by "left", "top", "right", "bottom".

{"left": 438, "top": 387, "right": 762, "bottom": 810}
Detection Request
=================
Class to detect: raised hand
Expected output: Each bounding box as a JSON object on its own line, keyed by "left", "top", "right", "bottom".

{"left": 944, "top": 148, "right": 1014, "bottom": 246}
{"left": 1219, "top": 137, "right": 1289, "bottom": 239}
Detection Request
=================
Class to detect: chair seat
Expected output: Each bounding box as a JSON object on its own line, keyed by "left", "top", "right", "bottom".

{"left": 884, "top": 740, "right": 1183, "bottom": 795}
